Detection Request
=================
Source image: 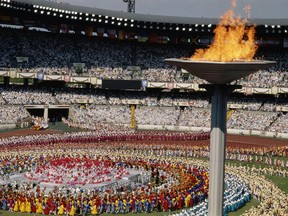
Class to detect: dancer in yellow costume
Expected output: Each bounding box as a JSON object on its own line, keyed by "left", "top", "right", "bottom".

{"left": 36, "top": 199, "right": 43, "bottom": 214}
{"left": 20, "top": 198, "right": 26, "bottom": 213}
{"left": 115, "top": 199, "right": 119, "bottom": 213}
{"left": 57, "top": 202, "right": 65, "bottom": 215}
{"left": 69, "top": 201, "right": 76, "bottom": 216}
{"left": 184, "top": 194, "right": 191, "bottom": 208}
{"left": 13, "top": 198, "right": 19, "bottom": 212}
{"left": 25, "top": 198, "right": 32, "bottom": 213}
{"left": 123, "top": 199, "right": 127, "bottom": 212}
{"left": 91, "top": 200, "right": 98, "bottom": 215}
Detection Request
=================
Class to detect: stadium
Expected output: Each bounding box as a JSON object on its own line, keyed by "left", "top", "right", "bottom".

{"left": 0, "top": 0, "right": 287, "bottom": 216}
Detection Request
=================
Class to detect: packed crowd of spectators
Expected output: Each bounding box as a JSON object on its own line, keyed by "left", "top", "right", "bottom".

{"left": 228, "top": 96, "right": 263, "bottom": 111}
{"left": 179, "top": 108, "right": 211, "bottom": 128}
{"left": 68, "top": 105, "right": 131, "bottom": 130}
{"left": 0, "top": 87, "right": 56, "bottom": 105}
{"left": 0, "top": 85, "right": 287, "bottom": 133}
{"left": 268, "top": 112, "right": 288, "bottom": 134}
{"left": 135, "top": 106, "right": 179, "bottom": 125}
{"left": 227, "top": 110, "right": 278, "bottom": 131}
{"left": 0, "top": 106, "right": 30, "bottom": 124}
{"left": 1, "top": 27, "right": 288, "bottom": 87}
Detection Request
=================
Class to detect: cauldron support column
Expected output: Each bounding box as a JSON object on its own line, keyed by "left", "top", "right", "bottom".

{"left": 201, "top": 84, "right": 241, "bottom": 216}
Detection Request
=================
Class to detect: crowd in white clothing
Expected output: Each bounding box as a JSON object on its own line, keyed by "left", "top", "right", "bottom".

{"left": 268, "top": 112, "right": 288, "bottom": 133}
{"left": 1, "top": 27, "right": 288, "bottom": 87}
{"left": 135, "top": 106, "right": 179, "bottom": 126}
{"left": 68, "top": 105, "right": 131, "bottom": 129}
{"left": 227, "top": 110, "right": 278, "bottom": 131}
{"left": 0, "top": 106, "right": 30, "bottom": 124}
{"left": 0, "top": 86, "right": 287, "bottom": 133}
{"left": 0, "top": 87, "right": 56, "bottom": 105}
{"left": 179, "top": 108, "right": 211, "bottom": 128}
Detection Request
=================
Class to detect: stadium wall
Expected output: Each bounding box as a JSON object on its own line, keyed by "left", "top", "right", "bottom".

{"left": 0, "top": 124, "right": 16, "bottom": 130}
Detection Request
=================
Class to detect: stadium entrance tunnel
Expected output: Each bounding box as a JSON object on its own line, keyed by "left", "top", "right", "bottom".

{"left": 48, "top": 108, "right": 69, "bottom": 123}
{"left": 25, "top": 105, "right": 69, "bottom": 124}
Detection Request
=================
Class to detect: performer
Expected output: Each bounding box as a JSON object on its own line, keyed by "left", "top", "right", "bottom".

{"left": 90, "top": 199, "right": 98, "bottom": 215}
{"left": 19, "top": 197, "right": 26, "bottom": 213}
{"left": 57, "top": 200, "right": 65, "bottom": 215}
{"left": 36, "top": 198, "right": 43, "bottom": 214}
{"left": 25, "top": 198, "right": 32, "bottom": 213}
{"left": 69, "top": 201, "right": 76, "bottom": 216}
{"left": 13, "top": 197, "right": 19, "bottom": 212}
{"left": 43, "top": 201, "right": 50, "bottom": 215}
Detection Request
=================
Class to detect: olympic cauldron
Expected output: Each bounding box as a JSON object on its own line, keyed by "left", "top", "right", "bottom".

{"left": 165, "top": 58, "right": 276, "bottom": 216}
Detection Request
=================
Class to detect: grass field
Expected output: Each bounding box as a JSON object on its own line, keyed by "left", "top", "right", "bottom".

{"left": 264, "top": 175, "right": 288, "bottom": 194}
{"left": 228, "top": 198, "right": 260, "bottom": 216}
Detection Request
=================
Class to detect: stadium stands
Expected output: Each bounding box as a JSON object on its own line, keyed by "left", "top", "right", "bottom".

{"left": 1, "top": 27, "right": 288, "bottom": 87}
{"left": 0, "top": 85, "right": 287, "bottom": 134}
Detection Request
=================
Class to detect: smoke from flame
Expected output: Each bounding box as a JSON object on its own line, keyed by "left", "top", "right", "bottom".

{"left": 191, "top": 0, "right": 257, "bottom": 62}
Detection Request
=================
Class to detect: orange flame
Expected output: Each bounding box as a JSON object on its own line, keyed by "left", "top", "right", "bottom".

{"left": 191, "top": 0, "right": 257, "bottom": 62}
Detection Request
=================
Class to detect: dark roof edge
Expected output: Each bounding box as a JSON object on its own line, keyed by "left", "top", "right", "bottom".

{"left": 13, "top": 0, "right": 288, "bottom": 26}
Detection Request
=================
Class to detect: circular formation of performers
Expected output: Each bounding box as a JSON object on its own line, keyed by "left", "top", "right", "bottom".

{"left": 0, "top": 130, "right": 287, "bottom": 215}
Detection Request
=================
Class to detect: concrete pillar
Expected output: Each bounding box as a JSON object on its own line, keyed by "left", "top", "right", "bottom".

{"left": 208, "top": 84, "right": 227, "bottom": 216}
{"left": 44, "top": 106, "right": 49, "bottom": 123}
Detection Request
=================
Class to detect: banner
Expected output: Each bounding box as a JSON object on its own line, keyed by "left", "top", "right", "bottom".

{"left": 9, "top": 70, "right": 17, "bottom": 79}
{"left": 107, "top": 29, "right": 116, "bottom": 39}
{"left": 0, "top": 70, "right": 10, "bottom": 76}
{"left": 71, "top": 77, "right": 90, "bottom": 83}
{"left": 60, "top": 24, "right": 69, "bottom": 34}
{"left": 75, "top": 99, "right": 88, "bottom": 104}
{"left": 126, "top": 32, "right": 137, "bottom": 40}
{"left": 16, "top": 57, "right": 29, "bottom": 63}
{"left": 127, "top": 66, "right": 141, "bottom": 71}
{"left": 138, "top": 36, "right": 148, "bottom": 42}
{"left": 47, "top": 24, "right": 59, "bottom": 32}
{"left": 118, "top": 30, "right": 126, "bottom": 40}
{"left": 46, "top": 75, "right": 62, "bottom": 80}
{"left": 85, "top": 26, "right": 93, "bottom": 37}
{"left": 0, "top": 15, "right": 11, "bottom": 22}
{"left": 148, "top": 33, "right": 158, "bottom": 43}
{"left": 73, "top": 63, "right": 86, "bottom": 68}
{"left": 276, "top": 106, "right": 288, "bottom": 112}
{"left": 157, "top": 36, "right": 169, "bottom": 44}
{"left": 23, "top": 20, "right": 35, "bottom": 27}
{"left": 19, "top": 73, "right": 36, "bottom": 78}
{"left": 97, "top": 27, "right": 105, "bottom": 38}
{"left": 11, "top": 17, "right": 20, "bottom": 25}
{"left": 148, "top": 82, "right": 166, "bottom": 88}
{"left": 279, "top": 87, "right": 288, "bottom": 93}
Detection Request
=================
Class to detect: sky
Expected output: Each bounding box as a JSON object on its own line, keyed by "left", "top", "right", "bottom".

{"left": 63, "top": 0, "right": 288, "bottom": 19}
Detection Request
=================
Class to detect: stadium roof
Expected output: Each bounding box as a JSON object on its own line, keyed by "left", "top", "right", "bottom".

{"left": 11, "top": 0, "right": 288, "bottom": 26}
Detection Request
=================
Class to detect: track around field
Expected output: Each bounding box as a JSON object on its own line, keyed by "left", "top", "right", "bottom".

{"left": 0, "top": 128, "right": 287, "bottom": 147}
